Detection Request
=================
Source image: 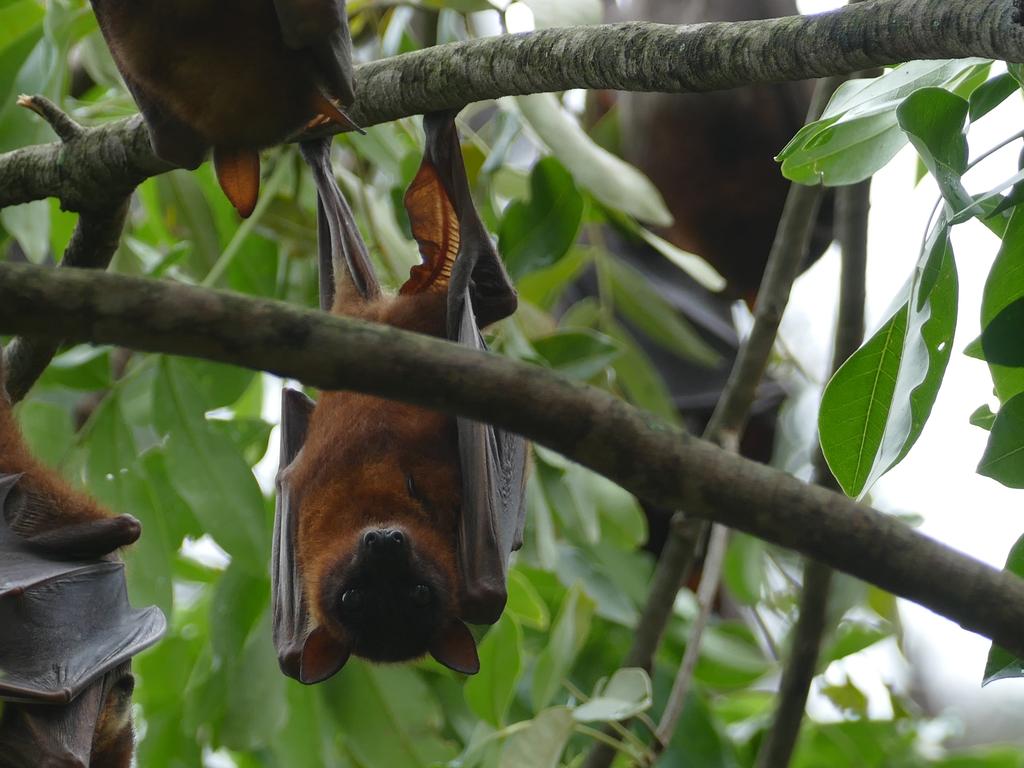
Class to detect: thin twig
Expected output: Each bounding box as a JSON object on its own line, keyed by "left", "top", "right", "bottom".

{"left": 754, "top": 177, "right": 871, "bottom": 768}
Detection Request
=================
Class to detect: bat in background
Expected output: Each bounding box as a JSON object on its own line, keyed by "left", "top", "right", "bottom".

{"left": 88, "top": 0, "right": 358, "bottom": 217}
{"left": 272, "top": 112, "right": 528, "bottom": 684}
{"left": 0, "top": 356, "right": 166, "bottom": 766}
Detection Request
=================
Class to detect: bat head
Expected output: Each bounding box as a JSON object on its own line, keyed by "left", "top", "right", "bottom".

{"left": 309, "top": 522, "right": 479, "bottom": 677}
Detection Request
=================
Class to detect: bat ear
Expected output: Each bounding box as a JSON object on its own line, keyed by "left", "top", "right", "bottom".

{"left": 299, "top": 625, "right": 351, "bottom": 685}
{"left": 430, "top": 619, "right": 480, "bottom": 675}
{"left": 400, "top": 159, "right": 459, "bottom": 296}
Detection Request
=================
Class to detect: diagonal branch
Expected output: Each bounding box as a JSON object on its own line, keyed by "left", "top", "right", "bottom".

{"left": 1, "top": 262, "right": 1024, "bottom": 661}
{"left": 0, "top": 0, "right": 1021, "bottom": 211}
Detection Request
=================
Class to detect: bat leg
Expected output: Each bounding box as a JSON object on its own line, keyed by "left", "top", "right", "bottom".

{"left": 213, "top": 147, "right": 261, "bottom": 218}
{"left": 19, "top": 515, "right": 141, "bottom": 559}
{"left": 311, "top": 91, "right": 364, "bottom": 135}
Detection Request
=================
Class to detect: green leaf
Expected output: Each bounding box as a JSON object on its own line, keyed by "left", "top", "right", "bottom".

{"left": 969, "top": 72, "right": 1020, "bottom": 121}
{"left": 982, "top": 296, "right": 1024, "bottom": 367}
{"left": 984, "top": 533, "right": 1024, "bottom": 686}
{"left": 499, "top": 157, "right": 584, "bottom": 280}
{"left": 220, "top": 610, "right": 288, "bottom": 751}
{"left": 498, "top": 707, "right": 574, "bottom": 768}
{"left": 0, "top": 0, "right": 44, "bottom": 52}
{"left": 722, "top": 533, "right": 764, "bottom": 606}
{"left": 660, "top": 689, "right": 738, "bottom": 768}
{"left": 153, "top": 358, "right": 267, "bottom": 571}
{"left": 324, "top": 662, "right": 458, "bottom": 766}
{"left": 512, "top": 93, "right": 672, "bottom": 226}
{"left": 37, "top": 345, "right": 112, "bottom": 390}
{"left": 778, "top": 60, "right": 987, "bottom": 186}
{"left": 981, "top": 206, "right": 1024, "bottom": 402}
{"left": 819, "top": 222, "right": 957, "bottom": 498}
{"left": 822, "top": 621, "right": 890, "bottom": 665}
{"left": 978, "top": 393, "right": 1024, "bottom": 488}
{"left": 506, "top": 569, "right": 551, "bottom": 631}
{"left": 466, "top": 614, "right": 523, "bottom": 726}
{"left": 601, "top": 255, "right": 720, "bottom": 367}
{"left": 970, "top": 404, "right": 997, "bottom": 431}
{"left": 602, "top": 317, "right": 683, "bottom": 427}
{"left": 896, "top": 87, "right": 970, "bottom": 210}
{"left": 531, "top": 329, "right": 622, "bottom": 381}
{"left": 573, "top": 668, "right": 652, "bottom": 722}
{"left": 530, "top": 583, "right": 595, "bottom": 711}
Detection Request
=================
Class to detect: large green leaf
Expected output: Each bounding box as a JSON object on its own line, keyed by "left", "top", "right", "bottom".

{"left": 498, "top": 707, "right": 574, "bottom": 768}
{"left": 499, "top": 157, "right": 584, "bottom": 280}
{"left": 466, "top": 614, "right": 523, "bottom": 727}
{"left": 512, "top": 93, "right": 672, "bottom": 226}
{"left": 977, "top": 393, "right": 1024, "bottom": 488}
{"left": 530, "top": 583, "right": 595, "bottom": 711}
{"left": 778, "top": 59, "right": 987, "bottom": 185}
{"left": 896, "top": 87, "right": 970, "bottom": 211}
{"left": 153, "top": 358, "right": 267, "bottom": 571}
{"left": 819, "top": 222, "right": 957, "bottom": 498}
{"left": 981, "top": 206, "right": 1024, "bottom": 402}
{"left": 573, "top": 667, "right": 652, "bottom": 722}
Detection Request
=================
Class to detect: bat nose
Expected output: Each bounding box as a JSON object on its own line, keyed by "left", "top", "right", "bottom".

{"left": 362, "top": 528, "right": 406, "bottom": 556}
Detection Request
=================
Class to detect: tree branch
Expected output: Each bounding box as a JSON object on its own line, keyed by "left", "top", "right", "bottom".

{"left": 1, "top": 262, "right": 1023, "bottom": 659}
{"left": 0, "top": 0, "right": 1020, "bottom": 211}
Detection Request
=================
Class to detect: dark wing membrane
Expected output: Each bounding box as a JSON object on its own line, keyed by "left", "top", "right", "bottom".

{"left": 417, "top": 112, "right": 527, "bottom": 625}
{"left": 300, "top": 138, "right": 381, "bottom": 308}
{"left": 0, "top": 495, "right": 164, "bottom": 704}
{"left": 452, "top": 306, "right": 529, "bottom": 625}
{"left": 273, "top": 0, "right": 355, "bottom": 105}
{"left": 0, "top": 664, "right": 130, "bottom": 768}
{"left": 272, "top": 387, "right": 316, "bottom": 680}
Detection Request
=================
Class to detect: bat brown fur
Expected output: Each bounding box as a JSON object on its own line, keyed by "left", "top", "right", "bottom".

{"left": 0, "top": 357, "right": 139, "bottom": 558}
{"left": 90, "top": 0, "right": 356, "bottom": 216}
{"left": 288, "top": 288, "right": 472, "bottom": 668}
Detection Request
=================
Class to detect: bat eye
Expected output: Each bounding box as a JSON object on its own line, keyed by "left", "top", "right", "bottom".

{"left": 405, "top": 474, "right": 422, "bottom": 501}
{"left": 412, "top": 584, "right": 431, "bottom": 606}
{"left": 342, "top": 589, "right": 362, "bottom": 610}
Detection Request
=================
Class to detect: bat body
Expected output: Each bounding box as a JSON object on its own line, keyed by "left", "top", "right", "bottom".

{"left": 0, "top": 359, "right": 166, "bottom": 765}
{"left": 273, "top": 114, "right": 527, "bottom": 684}
{"left": 609, "top": 0, "right": 831, "bottom": 303}
{"left": 89, "top": 0, "right": 356, "bottom": 216}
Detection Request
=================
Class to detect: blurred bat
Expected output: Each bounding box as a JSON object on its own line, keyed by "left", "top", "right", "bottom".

{"left": 0, "top": 359, "right": 165, "bottom": 765}
{"left": 604, "top": 0, "right": 833, "bottom": 303}
{"left": 272, "top": 111, "right": 527, "bottom": 684}
{"left": 88, "top": 0, "right": 358, "bottom": 217}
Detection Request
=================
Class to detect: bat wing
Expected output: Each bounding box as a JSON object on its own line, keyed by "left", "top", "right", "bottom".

{"left": 0, "top": 663, "right": 131, "bottom": 767}
{"left": 300, "top": 137, "right": 380, "bottom": 309}
{"left": 403, "top": 112, "right": 527, "bottom": 625}
{"left": 273, "top": 0, "right": 356, "bottom": 106}
{"left": 0, "top": 474, "right": 165, "bottom": 705}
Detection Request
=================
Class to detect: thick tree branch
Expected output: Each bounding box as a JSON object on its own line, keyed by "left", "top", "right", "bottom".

{"left": 1, "top": 263, "right": 1023, "bottom": 660}
{"left": 3, "top": 199, "right": 129, "bottom": 402}
{"left": 0, "top": 0, "right": 1021, "bottom": 212}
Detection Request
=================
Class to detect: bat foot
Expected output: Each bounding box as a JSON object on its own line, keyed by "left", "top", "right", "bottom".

{"left": 311, "top": 92, "right": 365, "bottom": 135}
{"left": 16, "top": 94, "right": 83, "bottom": 143}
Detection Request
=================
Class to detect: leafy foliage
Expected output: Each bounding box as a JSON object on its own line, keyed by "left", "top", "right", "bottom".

{"left": 2, "top": 1, "right": 1024, "bottom": 766}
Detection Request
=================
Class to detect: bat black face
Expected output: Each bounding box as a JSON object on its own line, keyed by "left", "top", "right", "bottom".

{"left": 323, "top": 527, "right": 456, "bottom": 662}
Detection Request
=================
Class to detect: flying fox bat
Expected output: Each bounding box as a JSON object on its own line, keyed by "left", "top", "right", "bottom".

{"left": 0, "top": 358, "right": 166, "bottom": 765}
{"left": 88, "top": 0, "right": 358, "bottom": 217}
{"left": 272, "top": 111, "right": 528, "bottom": 684}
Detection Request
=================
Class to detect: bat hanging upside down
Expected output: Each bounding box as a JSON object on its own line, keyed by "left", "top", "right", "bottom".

{"left": 89, "top": 0, "right": 358, "bottom": 217}
{"left": 273, "top": 112, "right": 528, "bottom": 684}
{"left": 0, "top": 356, "right": 165, "bottom": 766}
